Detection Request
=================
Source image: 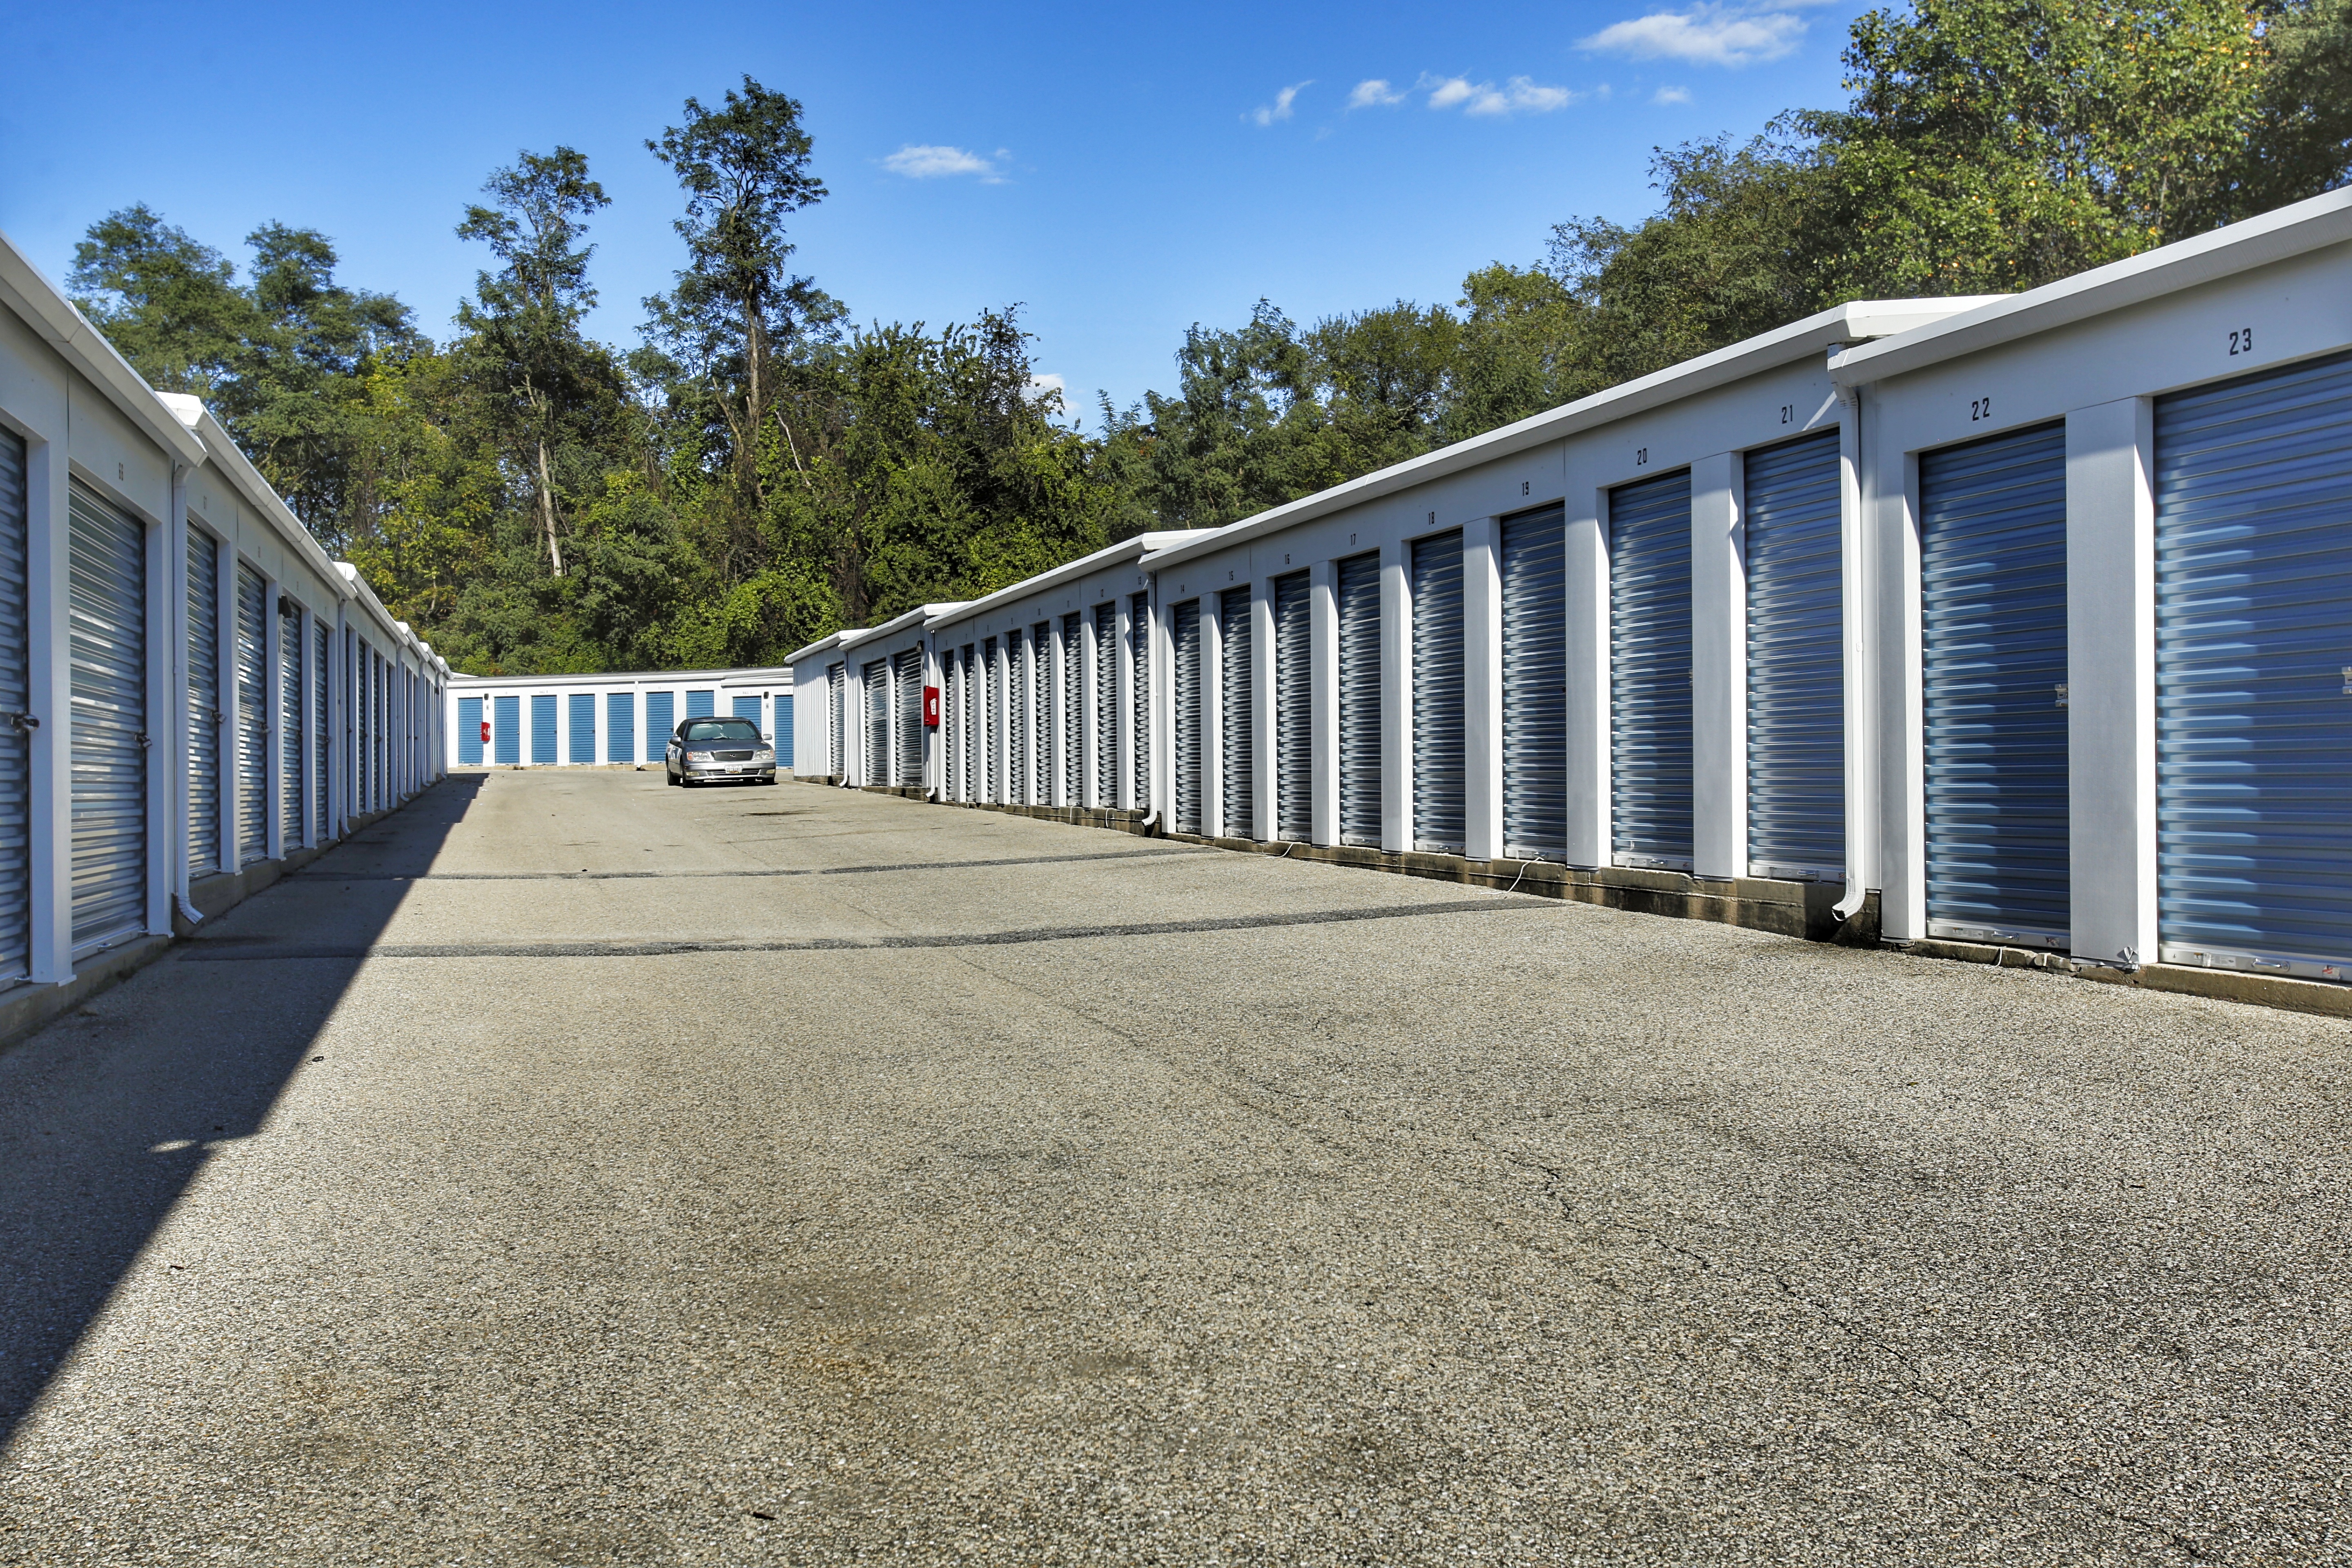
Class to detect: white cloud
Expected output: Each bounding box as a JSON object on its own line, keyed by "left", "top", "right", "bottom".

{"left": 1654, "top": 84, "right": 1693, "bottom": 104}
{"left": 1579, "top": 4, "right": 1808, "bottom": 66}
{"left": 882, "top": 144, "right": 1005, "bottom": 181}
{"left": 1249, "top": 81, "right": 1311, "bottom": 126}
{"left": 1347, "top": 78, "right": 1408, "bottom": 109}
{"left": 1421, "top": 73, "right": 1580, "bottom": 116}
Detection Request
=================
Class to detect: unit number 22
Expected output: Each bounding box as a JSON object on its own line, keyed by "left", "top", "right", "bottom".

{"left": 1969, "top": 396, "right": 1993, "bottom": 423}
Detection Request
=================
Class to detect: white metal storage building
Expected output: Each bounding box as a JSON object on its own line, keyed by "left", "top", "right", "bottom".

{"left": 445, "top": 667, "right": 794, "bottom": 771}
{"left": 0, "top": 228, "right": 448, "bottom": 1029}
{"left": 786, "top": 187, "right": 2352, "bottom": 1009}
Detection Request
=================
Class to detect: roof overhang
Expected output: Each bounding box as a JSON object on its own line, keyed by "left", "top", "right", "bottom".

{"left": 0, "top": 231, "right": 211, "bottom": 469}
{"left": 1142, "top": 298, "right": 2000, "bottom": 573}
{"left": 1832, "top": 186, "right": 2352, "bottom": 387}
{"left": 925, "top": 531, "right": 1219, "bottom": 627}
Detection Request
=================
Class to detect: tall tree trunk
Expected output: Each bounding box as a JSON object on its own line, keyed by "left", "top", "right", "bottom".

{"left": 537, "top": 439, "right": 565, "bottom": 577}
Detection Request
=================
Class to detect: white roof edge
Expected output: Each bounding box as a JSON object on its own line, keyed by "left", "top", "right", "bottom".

{"left": 1833, "top": 186, "right": 2352, "bottom": 385}
{"left": 923, "top": 530, "right": 1222, "bottom": 629}
{"left": 170, "top": 399, "right": 357, "bottom": 604}
{"left": 783, "top": 628, "right": 865, "bottom": 666}
{"left": 1139, "top": 298, "right": 1997, "bottom": 572}
{"left": 0, "top": 230, "right": 211, "bottom": 469}
{"left": 449, "top": 664, "right": 798, "bottom": 685}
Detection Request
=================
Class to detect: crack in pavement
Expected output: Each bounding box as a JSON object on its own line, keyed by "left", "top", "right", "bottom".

{"left": 175, "top": 898, "right": 1541, "bottom": 962}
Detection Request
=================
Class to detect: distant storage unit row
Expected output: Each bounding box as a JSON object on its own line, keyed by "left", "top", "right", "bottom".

{"left": 793, "top": 189, "right": 2352, "bottom": 991}
{"left": 0, "top": 230, "right": 450, "bottom": 991}
{"left": 445, "top": 671, "right": 792, "bottom": 769}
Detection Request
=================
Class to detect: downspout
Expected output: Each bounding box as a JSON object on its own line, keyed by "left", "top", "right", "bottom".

{"left": 1830, "top": 345, "right": 1872, "bottom": 922}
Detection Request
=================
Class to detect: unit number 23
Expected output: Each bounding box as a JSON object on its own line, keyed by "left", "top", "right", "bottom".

{"left": 2229, "top": 326, "right": 2256, "bottom": 356}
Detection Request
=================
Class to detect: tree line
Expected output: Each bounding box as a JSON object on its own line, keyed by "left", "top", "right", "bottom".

{"left": 66, "top": 0, "right": 2352, "bottom": 675}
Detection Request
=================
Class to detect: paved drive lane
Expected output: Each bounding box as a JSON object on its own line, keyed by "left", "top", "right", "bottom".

{"left": 1, "top": 771, "right": 2346, "bottom": 1564}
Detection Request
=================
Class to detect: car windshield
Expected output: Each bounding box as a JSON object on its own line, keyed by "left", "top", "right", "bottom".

{"left": 682, "top": 719, "right": 760, "bottom": 743}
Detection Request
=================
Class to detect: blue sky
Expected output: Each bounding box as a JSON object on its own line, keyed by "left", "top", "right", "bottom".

{"left": 4, "top": 0, "right": 1864, "bottom": 423}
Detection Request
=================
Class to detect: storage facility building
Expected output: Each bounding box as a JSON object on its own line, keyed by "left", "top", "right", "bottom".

{"left": 0, "top": 229, "right": 449, "bottom": 1026}
{"left": 446, "top": 667, "right": 794, "bottom": 771}
{"left": 784, "top": 187, "right": 2352, "bottom": 1004}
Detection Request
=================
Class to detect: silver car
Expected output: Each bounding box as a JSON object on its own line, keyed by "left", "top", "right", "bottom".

{"left": 665, "top": 716, "right": 777, "bottom": 787}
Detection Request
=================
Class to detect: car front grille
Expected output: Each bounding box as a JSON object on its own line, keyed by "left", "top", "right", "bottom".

{"left": 713, "top": 750, "right": 754, "bottom": 762}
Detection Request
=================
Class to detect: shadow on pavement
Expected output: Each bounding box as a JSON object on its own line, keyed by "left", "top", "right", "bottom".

{"left": 0, "top": 776, "right": 483, "bottom": 1446}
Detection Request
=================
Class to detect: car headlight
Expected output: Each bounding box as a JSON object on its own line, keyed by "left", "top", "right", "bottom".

{"left": 755, "top": 748, "right": 773, "bottom": 761}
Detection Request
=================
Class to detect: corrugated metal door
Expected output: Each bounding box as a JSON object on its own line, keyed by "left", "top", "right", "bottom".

{"left": 459, "top": 697, "right": 483, "bottom": 765}
{"left": 1173, "top": 599, "right": 1203, "bottom": 834}
{"left": 1337, "top": 552, "right": 1382, "bottom": 847}
{"left": 2156, "top": 350, "right": 2352, "bottom": 978}
{"left": 1061, "top": 612, "right": 1081, "bottom": 804}
{"left": 573, "top": 693, "right": 599, "bottom": 761}
{"left": 688, "top": 689, "right": 715, "bottom": 719}
{"left": 1412, "top": 531, "right": 1465, "bottom": 853}
{"left": 1008, "top": 630, "right": 1029, "bottom": 802}
{"left": 1092, "top": 606, "right": 1116, "bottom": 806}
{"left": 68, "top": 484, "right": 147, "bottom": 954}
{"left": 185, "top": 530, "right": 221, "bottom": 873}
{"left": 278, "top": 599, "right": 304, "bottom": 845}
{"left": 1274, "top": 571, "right": 1310, "bottom": 841}
{"left": 960, "top": 648, "right": 977, "bottom": 799}
{"left": 1131, "top": 592, "right": 1151, "bottom": 809}
{"left": 862, "top": 660, "right": 889, "bottom": 785}
{"left": 939, "top": 653, "right": 958, "bottom": 798}
{"left": 1220, "top": 586, "right": 1254, "bottom": 837}
{"left": 1920, "top": 423, "right": 2070, "bottom": 945}
{"left": 234, "top": 564, "right": 268, "bottom": 862}
{"left": 1610, "top": 471, "right": 1694, "bottom": 869}
{"left": 607, "top": 692, "right": 635, "bottom": 764}
{"left": 1744, "top": 431, "right": 1845, "bottom": 880}
{"left": 826, "top": 666, "right": 843, "bottom": 775}
{"left": 983, "top": 637, "right": 1001, "bottom": 801}
{"left": 895, "top": 647, "right": 923, "bottom": 788}
{"left": 1501, "top": 505, "right": 1566, "bottom": 860}
{"left": 314, "top": 625, "right": 329, "bottom": 840}
{"left": 0, "top": 432, "right": 27, "bottom": 979}
{"left": 1039, "top": 620, "right": 1058, "bottom": 804}
{"left": 777, "top": 694, "right": 793, "bottom": 765}
{"left": 646, "top": 690, "right": 675, "bottom": 762}
{"left": 494, "top": 693, "right": 520, "bottom": 766}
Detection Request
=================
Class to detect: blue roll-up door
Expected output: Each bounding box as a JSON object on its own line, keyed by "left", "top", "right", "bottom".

{"left": 1220, "top": 587, "right": 1254, "bottom": 837}
{"left": 865, "top": 659, "right": 890, "bottom": 786}
{"left": 1337, "top": 552, "right": 1383, "bottom": 847}
{"left": 607, "top": 692, "right": 635, "bottom": 763}
{"left": 1920, "top": 422, "right": 2070, "bottom": 946}
{"left": 2156, "top": 350, "right": 2352, "bottom": 979}
{"left": 68, "top": 483, "right": 147, "bottom": 955}
{"left": 776, "top": 694, "right": 793, "bottom": 767}
{"left": 314, "top": 625, "right": 330, "bottom": 840}
{"left": 529, "top": 694, "right": 556, "bottom": 765}
{"left": 459, "top": 697, "right": 483, "bottom": 766}
{"left": 1412, "top": 531, "right": 1465, "bottom": 853}
{"left": 1130, "top": 593, "right": 1151, "bottom": 810}
{"left": 1744, "top": 430, "right": 1846, "bottom": 880}
{"left": 1501, "top": 504, "right": 1567, "bottom": 860}
{"left": 733, "top": 694, "right": 761, "bottom": 728}
{"left": 494, "top": 694, "right": 521, "bottom": 765}
{"left": 234, "top": 564, "right": 268, "bottom": 864}
{"left": 185, "top": 529, "right": 221, "bottom": 875}
{"left": 0, "top": 431, "right": 27, "bottom": 980}
{"left": 1173, "top": 599, "right": 1203, "bottom": 834}
{"left": 278, "top": 598, "right": 304, "bottom": 847}
{"left": 570, "top": 693, "right": 596, "bottom": 762}
{"left": 1610, "top": 471, "right": 1694, "bottom": 869}
{"left": 645, "top": 690, "right": 674, "bottom": 761}
{"left": 688, "top": 689, "right": 715, "bottom": 719}
{"left": 1273, "top": 570, "right": 1311, "bottom": 842}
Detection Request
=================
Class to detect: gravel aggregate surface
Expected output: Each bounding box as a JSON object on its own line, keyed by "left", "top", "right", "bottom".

{"left": 1, "top": 769, "right": 2347, "bottom": 1565}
